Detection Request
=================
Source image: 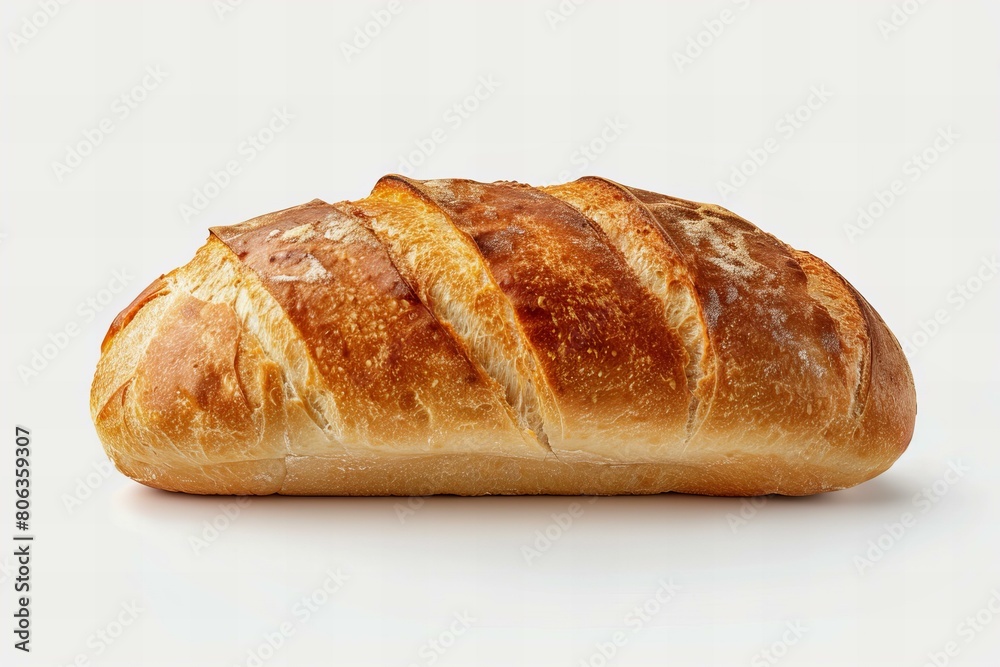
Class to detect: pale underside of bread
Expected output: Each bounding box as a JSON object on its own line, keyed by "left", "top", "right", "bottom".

{"left": 90, "top": 177, "right": 916, "bottom": 496}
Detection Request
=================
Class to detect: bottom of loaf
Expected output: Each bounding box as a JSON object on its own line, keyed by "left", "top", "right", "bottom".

{"left": 109, "top": 449, "right": 880, "bottom": 497}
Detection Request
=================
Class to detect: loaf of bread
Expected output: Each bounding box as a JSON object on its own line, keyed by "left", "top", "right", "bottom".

{"left": 90, "top": 176, "right": 916, "bottom": 496}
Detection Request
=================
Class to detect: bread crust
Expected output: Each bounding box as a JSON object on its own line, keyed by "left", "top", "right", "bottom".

{"left": 369, "top": 177, "right": 692, "bottom": 461}
{"left": 90, "top": 177, "right": 916, "bottom": 496}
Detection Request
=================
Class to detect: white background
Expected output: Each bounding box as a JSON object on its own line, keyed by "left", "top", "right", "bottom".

{"left": 2, "top": 1, "right": 999, "bottom": 665}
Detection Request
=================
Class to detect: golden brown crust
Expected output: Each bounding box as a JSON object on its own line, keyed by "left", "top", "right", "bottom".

{"left": 346, "top": 176, "right": 558, "bottom": 447}
{"left": 93, "top": 288, "right": 288, "bottom": 475}
{"left": 389, "top": 177, "right": 692, "bottom": 461}
{"left": 541, "top": 178, "right": 712, "bottom": 438}
{"left": 211, "top": 199, "right": 543, "bottom": 459}
{"left": 624, "top": 190, "right": 859, "bottom": 455}
{"left": 110, "top": 450, "right": 838, "bottom": 496}
{"left": 102, "top": 276, "right": 169, "bottom": 353}
{"left": 91, "top": 176, "right": 916, "bottom": 496}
